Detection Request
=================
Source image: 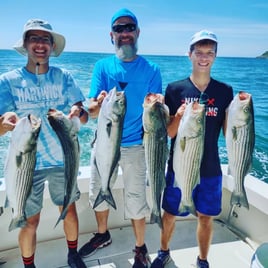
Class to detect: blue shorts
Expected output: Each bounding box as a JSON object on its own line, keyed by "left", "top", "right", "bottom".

{"left": 25, "top": 167, "right": 80, "bottom": 218}
{"left": 162, "top": 170, "right": 222, "bottom": 216}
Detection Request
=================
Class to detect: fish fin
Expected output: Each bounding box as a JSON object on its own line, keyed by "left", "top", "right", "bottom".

{"left": 16, "top": 153, "right": 23, "bottom": 168}
{"left": 54, "top": 197, "right": 69, "bottom": 228}
{"left": 150, "top": 212, "right": 162, "bottom": 229}
{"left": 4, "top": 197, "right": 9, "bottom": 208}
{"left": 178, "top": 202, "right": 196, "bottom": 216}
{"left": 178, "top": 202, "right": 188, "bottom": 215}
{"left": 227, "top": 165, "right": 231, "bottom": 176}
{"left": 230, "top": 191, "right": 249, "bottom": 210}
{"left": 106, "top": 121, "right": 112, "bottom": 137}
{"left": 54, "top": 207, "right": 68, "bottom": 228}
{"left": 146, "top": 175, "right": 150, "bottom": 186}
{"left": 180, "top": 137, "right": 186, "bottom": 152}
{"left": 93, "top": 188, "right": 117, "bottom": 210}
{"left": 54, "top": 217, "right": 61, "bottom": 228}
{"left": 232, "top": 127, "right": 237, "bottom": 141}
{"left": 188, "top": 205, "right": 197, "bottom": 216}
{"left": 9, "top": 215, "right": 27, "bottom": 232}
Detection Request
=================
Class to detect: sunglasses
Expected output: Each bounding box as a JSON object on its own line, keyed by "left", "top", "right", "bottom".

{"left": 26, "top": 35, "right": 53, "bottom": 44}
{"left": 199, "top": 92, "right": 209, "bottom": 105}
{"left": 112, "top": 23, "right": 137, "bottom": 33}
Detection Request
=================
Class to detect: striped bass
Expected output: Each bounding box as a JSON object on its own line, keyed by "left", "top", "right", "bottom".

{"left": 143, "top": 93, "right": 169, "bottom": 228}
{"left": 4, "top": 115, "right": 41, "bottom": 231}
{"left": 93, "top": 87, "right": 126, "bottom": 210}
{"left": 173, "top": 102, "right": 205, "bottom": 215}
{"left": 47, "top": 109, "right": 80, "bottom": 227}
{"left": 226, "top": 91, "right": 255, "bottom": 209}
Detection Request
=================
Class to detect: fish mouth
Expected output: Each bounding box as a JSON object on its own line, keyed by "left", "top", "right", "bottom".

{"left": 47, "top": 109, "right": 64, "bottom": 118}
{"left": 192, "top": 101, "right": 205, "bottom": 113}
{"left": 144, "top": 93, "right": 161, "bottom": 106}
{"left": 238, "top": 91, "right": 251, "bottom": 101}
{"left": 47, "top": 108, "right": 57, "bottom": 115}
{"left": 27, "top": 114, "right": 41, "bottom": 129}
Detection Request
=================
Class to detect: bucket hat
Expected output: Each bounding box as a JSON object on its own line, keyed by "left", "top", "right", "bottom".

{"left": 13, "top": 19, "right": 65, "bottom": 57}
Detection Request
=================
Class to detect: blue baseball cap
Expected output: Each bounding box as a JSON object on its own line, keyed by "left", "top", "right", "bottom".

{"left": 111, "top": 8, "right": 138, "bottom": 27}
{"left": 190, "top": 29, "right": 218, "bottom": 46}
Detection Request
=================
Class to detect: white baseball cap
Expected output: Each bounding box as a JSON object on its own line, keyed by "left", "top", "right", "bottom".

{"left": 190, "top": 29, "right": 217, "bottom": 46}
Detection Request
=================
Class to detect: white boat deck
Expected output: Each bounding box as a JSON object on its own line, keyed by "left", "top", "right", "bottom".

{"left": 0, "top": 219, "right": 254, "bottom": 268}
{"left": 1, "top": 165, "right": 266, "bottom": 267}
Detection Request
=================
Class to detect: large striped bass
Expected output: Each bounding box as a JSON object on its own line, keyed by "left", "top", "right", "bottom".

{"left": 47, "top": 109, "right": 80, "bottom": 227}
{"left": 226, "top": 91, "right": 255, "bottom": 209}
{"left": 173, "top": 102, "right": 205, "bottom": 215}
{"left": 4, "top": 115, "right": 41, "bottom": 231}
{"left": 93, "top": 87, "right": 126, "bottom": 210}
{"left": 143, "top": 93, "right": 169, "bottom": 228}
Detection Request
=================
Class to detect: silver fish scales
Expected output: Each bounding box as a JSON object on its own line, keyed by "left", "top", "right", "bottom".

{"left": 93, "top": 87, "right": 126, "bottom": 210}
{"left": 173, "top": 102, "right": 205, "bottom": 215}
{"left": 143, "top": 93, "right": 169, "bottom": 228}
{"left": 4, "top": 115, "right": 41, "bottom": 231}
{"left": 226, "top": 91, "right": 255, "bottom": 209}
{"left": 47, "top": 109, "right": 80, "bottom": 227}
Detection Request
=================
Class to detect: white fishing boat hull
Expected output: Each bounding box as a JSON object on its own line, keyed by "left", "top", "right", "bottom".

{"left": 0, "top": 164, "right": 267, "bottom": 267}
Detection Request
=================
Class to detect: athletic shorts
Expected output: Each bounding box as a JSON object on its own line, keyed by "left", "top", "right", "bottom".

{"left": 89, "top": 145, "right": 150, "bottom": 220}
{"left": 162, "top": 169, "right": 222, "bottom": 216}
{"left": 25, "top": 167, "right": 80, "bottom": 218}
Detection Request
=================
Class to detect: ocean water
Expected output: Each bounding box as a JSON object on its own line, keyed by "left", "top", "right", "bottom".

{"left": 0, "top": 50, "right": 267, "bottom": 183}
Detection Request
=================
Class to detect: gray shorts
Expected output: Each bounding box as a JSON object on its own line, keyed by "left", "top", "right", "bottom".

{"left": 25, "top": 167, "right": 80, "bottom": 218}
{"left": 89, "top": 145, "right": 150, "bottom": 220}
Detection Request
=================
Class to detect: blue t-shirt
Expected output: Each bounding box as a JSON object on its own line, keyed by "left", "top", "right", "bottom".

{"left": 0, "top": 66, "right": 85, "bottom": 170}
{"left": 89, "top": 55, "right": 162, "bottom": 146}
{"left": 165, "top": 77, "right": 233, "bottom": 177}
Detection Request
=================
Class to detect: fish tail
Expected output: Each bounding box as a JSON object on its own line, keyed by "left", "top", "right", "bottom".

{"left": 54, "top": 207, "right": 68, "bottom": 228}
{"left": 178, "top": 203, "right": 188, "bottom": 215}
{"left": 178, "top": 202, "right": 196, "bottom": 216}
{"left": 230, "top": 190, "right": 249, "bottom": 210}
{"left": 188, "top": 205, "right": 197, "bottom": 216}
{"left": 150, "top": 212, "right": 162, "bottom": 229}
{"left": 93, "top": 188, "right": 117, "bottom": 210}
{"left": 54, "top": 196, "right": 70, "bottom": 228}
{"left": 9, "top": 216, "right": 27, "bottom": 232}
{"left": 4, "top": 197, "right": 9, "bottom": 208}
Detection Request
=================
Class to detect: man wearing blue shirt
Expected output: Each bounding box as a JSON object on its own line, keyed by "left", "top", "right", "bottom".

{"left": 79, "top": 8, "right": 163, "bottom": 268}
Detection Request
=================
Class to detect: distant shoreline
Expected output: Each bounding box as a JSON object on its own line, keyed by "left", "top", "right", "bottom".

{"left": 257, "top": 51, "right": 268, "bottom": 59}
{"left": 0, "top": 49, "right": 265, "bottom": 59}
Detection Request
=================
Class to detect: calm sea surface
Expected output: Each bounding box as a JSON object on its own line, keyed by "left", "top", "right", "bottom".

{"left": 0, "top": 50, "right": 267, "bottom": 183}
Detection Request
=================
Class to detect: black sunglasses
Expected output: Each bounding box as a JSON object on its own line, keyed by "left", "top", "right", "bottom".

{"left": 199, "top": 92, "right": 209, "bottom": 105}
{"left": 112, "top": 23, "right": 137, "bottom": 33}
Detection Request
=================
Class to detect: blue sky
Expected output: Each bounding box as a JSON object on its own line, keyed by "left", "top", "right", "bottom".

{"left": 1, "top": 0, "right": 268, "bottom": 57}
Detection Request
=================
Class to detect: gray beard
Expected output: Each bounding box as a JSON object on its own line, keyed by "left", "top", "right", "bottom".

{"left": 115, "top": 44, "right": 138, "bottom": 61}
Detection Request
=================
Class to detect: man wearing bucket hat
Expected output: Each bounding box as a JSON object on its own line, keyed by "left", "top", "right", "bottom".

{"left": 150, "top": 30, "right": 233, "bottom": 268}
{"left": 78, "top": 8, "right": 163, "bottom": 268}
{"left": 0, "top": 19, "right": 88, "bottom": 268}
